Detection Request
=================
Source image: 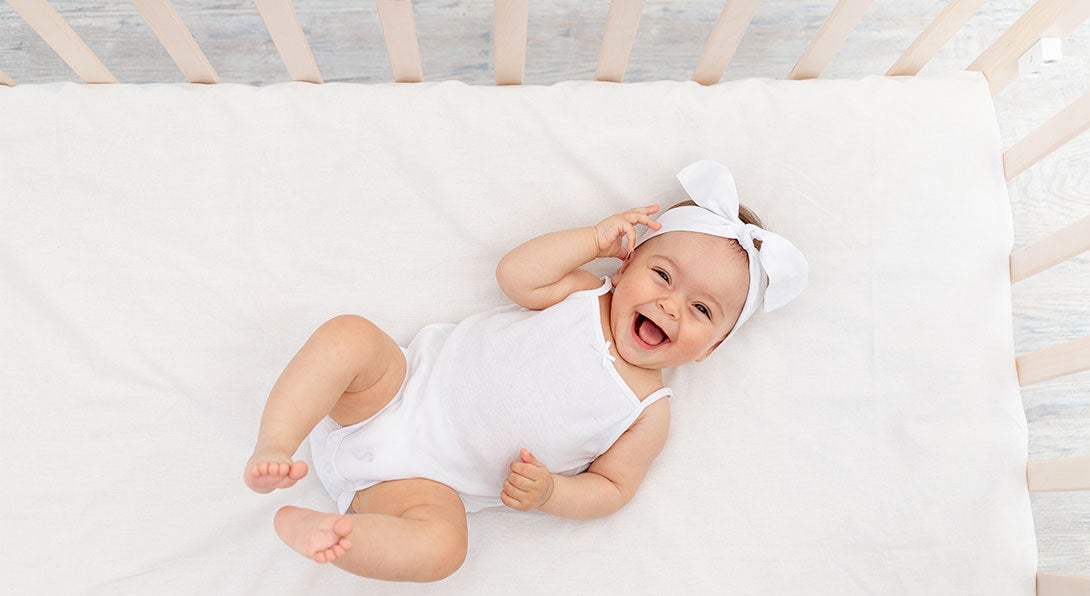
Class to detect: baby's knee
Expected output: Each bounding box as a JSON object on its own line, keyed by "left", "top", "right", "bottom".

{"left": 421, "top": 526, "right": 467, "bottom": 582}
{"left": 315, "top": 315, "right": 382, "bottom": 349}
{"left": 320, "top": 314, "right": 375, "bottom": 336}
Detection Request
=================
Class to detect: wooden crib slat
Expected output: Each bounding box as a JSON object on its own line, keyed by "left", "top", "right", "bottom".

{"left": 376, "top": 0, "right": 423, "bottom": 83}
{"left": 1045, "top": 0, "right": 1090, "bottom": 38}
{"left": 788, "top": 0, "right": 873, "bottom": 80}
{"left": 989, "top": 58, "right": 1022, "bottom": 94}
{"left": 494, "top": 0, "right": 528, "bottom": 85}
{"left": 1038, "top": 572, "right": 1090, "bottom": 595}
{"left": 131, "top": 0, "right": 219, "bottom": 84}
{"left": 1016, "top": 334, "right": 1090, "bottom": 386}
{"left": 968, "top": 0, "right": 1090, "bottom": 96}
{"left": 1028, "top": 456, "right": 1090, "bottom": 491}
{"left": 1010, "top": 213, "right": 1090, "bottom": 283}
{"left": 7, "top": 0, "right": 118, "bottom": 84}
{"left": 1005, "top": 91, "right": 1090, "bottom": 180}
{"left": 595, "top": 0, "right": 646, "bottom": 83}
{"left": 691, "top": 0, "right": 760, "bottom": 86}
{"left": 254, "top": 0, "right": 323, "bottom": 84}
{"left": 885, "top": 0, "right": 987, "bottom": 76}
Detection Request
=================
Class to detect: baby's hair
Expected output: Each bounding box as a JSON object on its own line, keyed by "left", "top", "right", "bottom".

{"left": 665, "top": 200, "right": 764, "bottom": 250}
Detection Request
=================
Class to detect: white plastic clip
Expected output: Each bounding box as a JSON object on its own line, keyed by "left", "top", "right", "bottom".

{"left": 1020, "top": 37, "right": 1062, "bottom": 75}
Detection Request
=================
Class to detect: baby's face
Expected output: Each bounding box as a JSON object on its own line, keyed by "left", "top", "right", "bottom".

{"left": 609, "top": 231, "right": 749, "bottom": 369}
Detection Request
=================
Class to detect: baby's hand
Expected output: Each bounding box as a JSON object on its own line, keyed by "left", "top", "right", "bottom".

{"left": 501, "top": 448, "right": 555, "bottom": 512}
{"left": 593, "top": 204, "right": 662, "bottom": 260}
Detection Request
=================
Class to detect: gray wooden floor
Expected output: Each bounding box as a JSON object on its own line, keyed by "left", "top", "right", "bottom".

{"left": 3, "top": 0, "right": 1089, "bottom": 578}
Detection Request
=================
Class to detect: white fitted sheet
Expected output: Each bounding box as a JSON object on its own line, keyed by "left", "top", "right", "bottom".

{"left": 0, "top": 71, "right": 1035, "bottom": 594}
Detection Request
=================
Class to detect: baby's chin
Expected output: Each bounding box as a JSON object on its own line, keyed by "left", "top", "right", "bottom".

{"left": 616, "top": 343, "right": 695, "bottom": 371}
{"left": 613, "top": 344, "right": 658, "bottom": 370}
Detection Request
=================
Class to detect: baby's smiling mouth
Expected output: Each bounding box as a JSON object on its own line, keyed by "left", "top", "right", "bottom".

{"left": 632, "top": 313, "right": 670, "bottom": 348}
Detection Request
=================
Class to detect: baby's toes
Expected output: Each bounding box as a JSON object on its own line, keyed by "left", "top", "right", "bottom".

{"left": 244, "top": 457, "right": 299, "bottom": 493}
{"left": 244, "top": 463, "right": 272, "bottom": 492}
{"left": 288, "top": 461, "right": 309, "bottom": 480}
{"left": 258, "top": 461, "right": 287, "bottom": 479}
{"left": 313, "top": 542, "right": 344, "bottom": 564}
{"left": 274, "top": 462, "right": 307, "bottom": 489}
{"left": 332, "top": 516, "right": 353, "bottom": 539}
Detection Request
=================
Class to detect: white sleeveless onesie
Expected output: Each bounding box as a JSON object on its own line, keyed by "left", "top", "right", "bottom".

{"left": 308, "top": 276, "right": 673, "bottom": 513}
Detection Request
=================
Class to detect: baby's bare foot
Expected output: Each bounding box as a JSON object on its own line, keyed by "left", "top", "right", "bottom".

{"left": 244, "top": 452, "right": 308, "bottom": 494}
{"left": 274, "top": 506, "right": 354, "bottom": 564}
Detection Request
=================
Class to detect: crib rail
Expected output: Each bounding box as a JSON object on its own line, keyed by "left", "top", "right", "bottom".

{"left": 494, "top": 0, "right": 528, "bottom": 86}
{"left": 1010, "top": 214, "right": 1090, "bottom": 284}
{"left": 1038, "top": 571, "right": 1090, "bottom": 595}
{"left": 787, "top": 0, "right": 872, "bottom": 81}
{"left": 5, "top": 0, "right": 116, "bottom": 83}
{"left": 967, "top": 0, "right": 1090, "bottom": 95}
{"left": 4, "top": 0, "right": 1090, "bottom": 590}
{"left": 132, "top": 0, "right": 218, "bottom": 84}
{"left": 1005, "top": 91, "right": 1090, "bottom": 181}
{"left": 886, "top": 0, "right": 988, "bottom": 76}
{"left": 691, "top": 0, "right": 759, "bottom": 86}
{"left": 595, "top": 0, "right": 644, "bottom": 83}
{"left": 376, "top": 0, "right": 422, "bottom": 83}
{"left": 2, "top": 0, "right": 1089, "bottom": 88}
{"left": 1017, "top": 334, "right": 1090, "bottom": 387}
{"left": 1029, "top": 456, "right": 1090, "bottom": 491}
{"left": 255, "top": 0, "right": 321, "bottom": 84}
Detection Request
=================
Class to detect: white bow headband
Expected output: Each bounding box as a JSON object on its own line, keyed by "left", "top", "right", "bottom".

{"left": 635, "top": 160, "right": 809, "bottom": 343}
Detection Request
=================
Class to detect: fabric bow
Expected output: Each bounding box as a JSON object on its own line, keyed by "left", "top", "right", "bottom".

{"left": 634, "top": 160, "right": 809, "bottom": 342}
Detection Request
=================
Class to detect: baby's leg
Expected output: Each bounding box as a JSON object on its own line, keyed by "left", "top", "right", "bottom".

{"left": 244, "top": 315, "right": 407, "bottom": 493}
{"left": 274, "top": 478, "right": 468, "bottom": 582}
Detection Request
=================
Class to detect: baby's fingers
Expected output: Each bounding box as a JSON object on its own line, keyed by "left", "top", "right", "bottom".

{"left": 500, "top": 488, "right": 532, "bottom": 511}
{"left": 504, "top": 477, "right": 530, "bottom": 495}
{"left": 510, "top": 461, "right": 539, "bottom": 480}
{"left": 621, "top": 212, "right": 660, "bottom": 251}
{"left": 627, "top": 206, "right": 662, "bottom": 230}
{"left": 500, "top": 491, "right": 523, "bottom": 511}
{"left": 626, "top": 204, "right": 660, "bottom": 220}
{"left": 624, "top": 221, "right": 638, "bottom": 252}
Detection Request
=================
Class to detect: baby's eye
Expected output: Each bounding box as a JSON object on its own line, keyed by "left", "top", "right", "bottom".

{"left": 654, "top": 268, "right": 669, "bottom": 282}
{"left": 695, "top": 304, "right": 711, "bottom": 318}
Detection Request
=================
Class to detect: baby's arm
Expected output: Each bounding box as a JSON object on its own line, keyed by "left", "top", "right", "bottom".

{"left": 540, "top": 400, "right": 670, "bottom": 520}
{"left": 496, "top": 205, "right": 660, "bottom": 310}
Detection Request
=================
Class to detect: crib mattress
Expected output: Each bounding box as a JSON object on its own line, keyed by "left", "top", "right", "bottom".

{"left": 0, "top": 71, "right": 1034, "bottom": 594}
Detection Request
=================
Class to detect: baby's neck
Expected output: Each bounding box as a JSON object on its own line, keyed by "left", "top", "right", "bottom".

{"left": 598, "top": 292, "right": 665, "bottom": 400}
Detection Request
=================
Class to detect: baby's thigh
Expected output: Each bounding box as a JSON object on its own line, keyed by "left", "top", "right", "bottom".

{"left": 324, "top": 315, "right": 407, "bottom": 427}
{"left": 352, "top": 478, "right": 466, "bottom": 524}
{"left": 353, "top": 478, "right": 469, "bottom": 559}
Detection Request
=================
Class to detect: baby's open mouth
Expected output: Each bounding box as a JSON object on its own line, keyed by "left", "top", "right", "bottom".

{"left": 633, "top": 313, "right": 669, "bottom": 348}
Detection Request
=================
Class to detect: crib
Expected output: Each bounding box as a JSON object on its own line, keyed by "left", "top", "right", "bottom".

{"left": 2, "top": 0, "right": 1089, "bottom": 594}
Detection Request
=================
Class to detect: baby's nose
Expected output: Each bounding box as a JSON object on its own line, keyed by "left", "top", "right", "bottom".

{"left": 658, "top": 297, "right": 679, "bottom": 319}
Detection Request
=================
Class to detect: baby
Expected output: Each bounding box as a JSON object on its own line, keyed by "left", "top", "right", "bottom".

{"left": 242, "top": 160, "right": 808, "bottom": 582}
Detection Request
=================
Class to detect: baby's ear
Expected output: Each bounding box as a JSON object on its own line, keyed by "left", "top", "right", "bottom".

{"left": 696, "top": 336, "right": 726, "bottom": 363}
{"left": 612, "top": 257, "right": 632, "bottom": 286}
